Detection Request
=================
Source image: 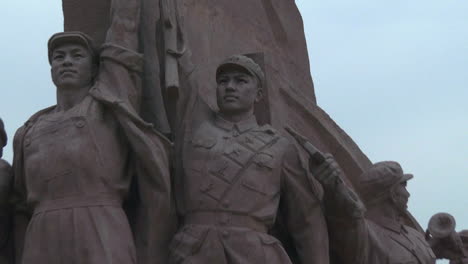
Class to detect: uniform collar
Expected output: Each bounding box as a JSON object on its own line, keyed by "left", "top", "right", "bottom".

{"left": 374, "top": 216, "right": 405, "bottom": 234}
{"left": 214, "top": 114, "right": 258, "bottom": 133}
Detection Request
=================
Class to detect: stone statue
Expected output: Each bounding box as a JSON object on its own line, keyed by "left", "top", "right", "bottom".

{"left": 288, "top": 130, "right": 468, "bottom": 264}
{"left": 11, "top": 1, "right": 173, "bottom": 263}
{"left": 169, "top": 54, "right": 329, "bottom": 264}
{"left": 427, "top": 213, "right": 468, "bottom": 264}
{"left": 175, "top": 0, "right": 374, "bottom": 189}
{"left": 0, "top": 118, "right": 12, "bottom": 263}
{"left": 312, "top": 158, "right": 437, "bottom": 264}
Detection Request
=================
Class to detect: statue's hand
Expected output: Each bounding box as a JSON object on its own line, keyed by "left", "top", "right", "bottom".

{"left": 310, "top": 153, "right": 343, "bottom": 188}
{"left": 427, "top": 231, "right": 466, "bottom": 261}
{"left": 310, "top": 153, "right": 366, "bottom": 218}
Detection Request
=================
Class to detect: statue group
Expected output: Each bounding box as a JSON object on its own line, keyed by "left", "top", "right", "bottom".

{"left": 0, "top": 0, "right": 466, "bottom": 263}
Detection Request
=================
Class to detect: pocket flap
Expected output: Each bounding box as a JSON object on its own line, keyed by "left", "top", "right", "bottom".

{"left": 191, "top": 138, "right": 216, "bottom": 149}
{"left": 253, "top": 152, "right": 275, "bottom": 170}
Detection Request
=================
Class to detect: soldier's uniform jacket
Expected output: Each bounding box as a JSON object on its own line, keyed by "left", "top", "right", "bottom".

{"left": 365, "top": 218, "right": 436, "bottom": 264}
{"left": 170, "top": 60, "right": 329, "bottom": 263}
{"left": 12, "top": 43, "right": 173, "bottom": 264}
{"left": 328, "top": 212, "right": 436, "bottom": 264}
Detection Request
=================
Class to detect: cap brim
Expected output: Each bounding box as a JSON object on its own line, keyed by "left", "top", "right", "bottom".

{"left": 402, "top": 173, "right": 414, "bottom": 182}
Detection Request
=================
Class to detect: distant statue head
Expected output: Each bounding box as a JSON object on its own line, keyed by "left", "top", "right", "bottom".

{"left": 215, "top": 55, "right": 264, "bottom": 120}
{"left": 359, "top": 161, "right": 413, "bottom": 215}
{"left": 0, "top": 118, "right": 6, "bottom": 158}
{"left": 48, "top": 32, "right": 98, "bottom": 91}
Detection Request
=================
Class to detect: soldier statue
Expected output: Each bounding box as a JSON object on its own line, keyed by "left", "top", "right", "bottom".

{"left": 169, "top": 54, "right": 329, "bottom": 264}
{"left": 305, "top": 152, "right": 467, "bottom": 264}
{"left": 11, "top": 0, "right": 172, "bottom": 263}
{"left": 0, "top": 119, "right": 12, "bottom": 263}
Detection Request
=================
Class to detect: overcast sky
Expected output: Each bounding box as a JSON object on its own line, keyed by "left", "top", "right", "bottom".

{"left": 0, "top": 1, "right": 466, "bottom": 262}
{"left": 296, "top": 1, "right": 467, "bottom": 262}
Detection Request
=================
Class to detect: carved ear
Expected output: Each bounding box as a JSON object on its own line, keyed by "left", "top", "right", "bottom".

{"left": 389, "top": 187, "right": 398, "bottom": 205}
{"left": 255, "top": 88, "right": 264, "bottom": 103}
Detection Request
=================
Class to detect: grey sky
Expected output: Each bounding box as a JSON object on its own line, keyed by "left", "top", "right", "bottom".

{"left": 0, "top": 1, "right": 466, "bottom": 262}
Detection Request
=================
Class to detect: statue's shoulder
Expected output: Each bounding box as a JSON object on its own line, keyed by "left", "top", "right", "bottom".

{"left": 252, "top": 124, "right": 284, "bottom": 144}
{"left": 24, "top": 106, "right": 56, "bottom": 126}
{"left": 14, "top": 106, "right": 56, "bottom": 144}
{"left": 404, "top": 224, "right": 427, "bottom": 241}
{"left": 251, "top": 125, "right": 293, "bottom": 151}
{"left": 252, "top": 124, "right": 279, "bottom": 137}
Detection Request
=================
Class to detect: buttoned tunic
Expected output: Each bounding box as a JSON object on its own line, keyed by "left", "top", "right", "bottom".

{"left": 366, "top": 218, "right": 436, "bottom": 264}
{"left": 13, "top": 44, "right": 172, "bottom": 264}
{"left": 170, "top": 64, "right": 329, "bottom": 263}
{"left": 329, "top": 214, "right": 436, "bottom": 264}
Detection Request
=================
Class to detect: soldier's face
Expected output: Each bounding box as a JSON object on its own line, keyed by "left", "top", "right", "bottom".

{"left": 391, "top": 181, "right": 410, "bottom": 213}
{"left": 216, "top": 68, "right": 262, "bottom": 117}
{"left": 51, "top": 43, "right": 94, "bottom": 90}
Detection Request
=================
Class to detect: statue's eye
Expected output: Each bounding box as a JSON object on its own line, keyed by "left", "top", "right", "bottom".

{"left": 53, "top": 54, "right": 64, "bottom": 61}
{"left": 236, "top": 77, "right": 248, "bottom": 84}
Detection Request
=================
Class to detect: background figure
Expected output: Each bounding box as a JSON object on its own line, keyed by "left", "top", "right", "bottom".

{"left": 11, "top": 1, "right": 172, "bottom": 263}
{"left": 314, "top": 159, "right": 436, "bottom": 264}
{"left": 0, "top": 118, "right": 12, "bottom": 264}
{"left": 307, "top": 151, "right": 468, "bottom": 264}
{"left": 427, "top": 213, "right": 468, "bottom": 264}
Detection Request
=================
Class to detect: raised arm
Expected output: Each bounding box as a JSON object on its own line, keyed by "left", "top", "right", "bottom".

{"left": 90, "top": 0, "right": 144, "bottom": 111}
{"left": 284, "top": 127, "right": 373, "bottom": 263}
{"left": 106, "top": 0, "right": 141, "bottom": 51}
{"left": 280, "top": 142, "right": 330, "bottom": 263}
{"left": 310, "top": 154, "right": 380, "bottom": 264}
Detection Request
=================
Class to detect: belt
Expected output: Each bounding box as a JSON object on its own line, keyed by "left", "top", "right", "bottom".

{"left": 33, "top": 194, "right": 122, "bottom": 215}
{"left": 184, "top": 211, "right": 267, "bottom": 233}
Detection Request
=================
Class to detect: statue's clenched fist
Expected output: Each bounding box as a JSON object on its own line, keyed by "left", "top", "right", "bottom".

{"left": 310, "top": 153, "right": 344, "bottom": 187}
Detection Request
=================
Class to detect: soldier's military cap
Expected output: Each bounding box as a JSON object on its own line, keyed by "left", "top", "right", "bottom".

{"left": 48, "top": 31, "right": 98, "bottom": 65}
{"left": 216, "top": 55, "right": 265, "bottom": 88}
{"left": 359, "top": 161, "right": 413, "bottom": 204}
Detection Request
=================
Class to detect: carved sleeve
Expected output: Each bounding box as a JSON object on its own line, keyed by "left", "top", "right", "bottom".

{"left": 89, "top": 0, "right": 144, "bottom": 113}
{"left": 320, "top": 177, "right": 376, "bottom": 264}
{"left": 106, "top": 0, "right": 141, "bottom": 51}
{"left": 96, "top": 44, "right": 144, "bottom": 111}
{"left": 279, "top": 142, "right": 330, "bottom": 264}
